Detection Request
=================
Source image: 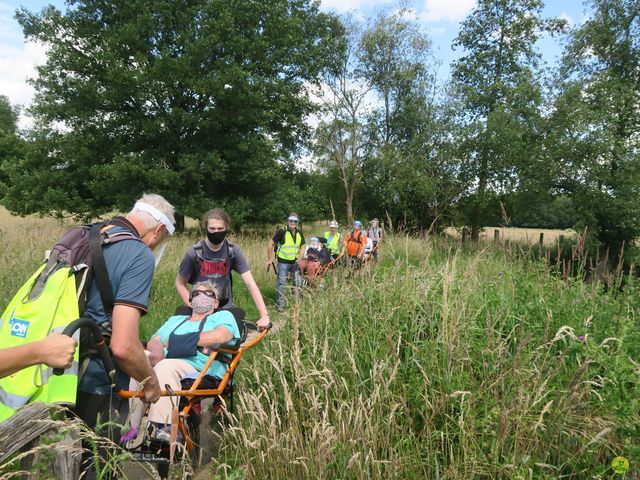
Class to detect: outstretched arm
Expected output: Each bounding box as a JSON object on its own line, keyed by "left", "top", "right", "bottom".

{"left": 0, "top": 334, "right": 77, "bottom": 379}
{"left": 240, "top": 271, "right": 270, "bottom": 328}
{"left": 110, "top": 305, "right": 161, "bottom": 403}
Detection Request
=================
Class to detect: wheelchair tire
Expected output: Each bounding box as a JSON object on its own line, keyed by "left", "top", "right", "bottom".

{"left": 157, "top": 462, "right": 169, "bottom": 479}
{"left": 187, "top": 412, "right": 202, "bottom": 469}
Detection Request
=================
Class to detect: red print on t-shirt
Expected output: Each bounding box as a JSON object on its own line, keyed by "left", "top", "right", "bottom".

{"left": 200, "top": 259, "right": 229, "bottom": 276}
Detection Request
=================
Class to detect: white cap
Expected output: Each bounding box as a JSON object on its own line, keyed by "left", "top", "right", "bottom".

{"left": 329, "top": 220, "right": 339, "bottom": 228}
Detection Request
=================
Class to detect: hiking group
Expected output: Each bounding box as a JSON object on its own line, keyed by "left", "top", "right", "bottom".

{"left": 0, "top": 199, "right": 381, "bottom": 478}
{"left": 268, "top": 212, "right": 384, "bottom": 310}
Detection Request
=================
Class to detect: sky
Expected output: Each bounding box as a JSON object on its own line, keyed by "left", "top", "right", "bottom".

{"left": 0, "top": 0, "right": 589, "bottom": 128}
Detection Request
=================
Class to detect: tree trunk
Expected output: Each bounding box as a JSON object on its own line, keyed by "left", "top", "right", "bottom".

{"left": 175, "top": 212, "right": 185, "bottom": 233}
{"left": 345, "top": 191, "right": 354, "bottom": 225}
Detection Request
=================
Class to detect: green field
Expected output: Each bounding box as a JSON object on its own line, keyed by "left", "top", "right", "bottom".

{"left": 0, "top": 211, "right": 638, "bottom": 479}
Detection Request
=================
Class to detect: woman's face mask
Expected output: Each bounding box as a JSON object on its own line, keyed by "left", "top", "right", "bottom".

{"left": 191, "top": 290, "right": 216, "bottom": 314}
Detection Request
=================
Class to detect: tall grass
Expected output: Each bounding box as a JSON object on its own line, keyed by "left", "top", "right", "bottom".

{"left": 0, "top": 210, "right": 638, "bottom": 478}
{"left": 208, "top": 236, "right": 639, "bottom": 479}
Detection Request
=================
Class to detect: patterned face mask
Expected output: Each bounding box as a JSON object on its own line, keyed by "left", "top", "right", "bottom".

{"left": 191, "top": 293, "right": 215, "bottom": 314}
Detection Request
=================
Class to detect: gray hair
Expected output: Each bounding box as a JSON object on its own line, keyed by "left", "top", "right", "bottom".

{"left": 192, "top": 280, "right": 222, "bottom": 300}
{"left": 128, "top": 193, "right": 175, "bottom": 231}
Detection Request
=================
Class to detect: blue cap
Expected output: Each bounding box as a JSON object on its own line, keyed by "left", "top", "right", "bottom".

{"left": 354, "top": 220, "right": 362, "bottom": 228}
{"left": 287, "top": 216, "right": 299, "bottom": 222}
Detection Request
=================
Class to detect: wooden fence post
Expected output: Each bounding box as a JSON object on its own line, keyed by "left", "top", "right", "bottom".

{"left": 0, "top": 403, "right": 81, "bottom": 479}
{"left": 494, "top": 229, "right": 500, "bottom": 243}
{"left": 539, "top": 232, "right": 544, "bottom": 247}
{"left": 462, "top": 227, "right": 468, "bottom": 243}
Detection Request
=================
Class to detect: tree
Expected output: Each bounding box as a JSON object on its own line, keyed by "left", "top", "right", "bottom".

{"left": 547, "top": 0, "right": 640, "bottom": 255}
{"left": 0, "top": 97, "right": 23, "bottom": 200}
{"left": 451, "top": 0, "right": 565, "bottom": 240}
{"left": 0, "top": 96, "right": 18, "bottom": 135}
{"left": 314, "top": 10, "right": 444, "bottom": 226}
{"left": 314, "top": 18, "right": 371, "bottom": 224}
{"left": 2, "top": 0, "right": 342, "bottom": 223}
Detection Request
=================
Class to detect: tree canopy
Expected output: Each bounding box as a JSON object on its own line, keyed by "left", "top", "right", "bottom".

{"left": 2, "top": 0, "right": 342, "bottom": 222}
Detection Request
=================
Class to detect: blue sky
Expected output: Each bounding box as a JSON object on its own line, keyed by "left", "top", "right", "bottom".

{"left": 0, "top": 0, "right": 588, "bottom": 127}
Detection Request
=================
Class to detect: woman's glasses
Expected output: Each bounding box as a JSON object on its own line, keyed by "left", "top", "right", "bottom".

{"left": 192, "top": 289, "right": 216, "bottom": 299}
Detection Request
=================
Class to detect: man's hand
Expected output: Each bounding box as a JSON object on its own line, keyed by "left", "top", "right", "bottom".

{"left": 146, "top": 337, "right": 165, "bottom": 367}
{"left": 38, "top": 334, "right": 77, "bottom": 369}
{"left": 142, "top": 375, "right": 162, "bottom": 404}
{"left": 148, "top": 349, "right": 164, "bottom": 367}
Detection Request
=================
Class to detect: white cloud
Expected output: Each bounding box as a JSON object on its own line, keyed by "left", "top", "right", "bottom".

{"left": 421, "top": 0, "right": 475, "bottom": 22}
{"left": 559, "top": 12, "right": 574, "bottom": 27}
{"left": 320, "top": 0, "right": 391, "bottom": 13}
{"left": 0, "top": 3, "right": 48, "bottom": 128}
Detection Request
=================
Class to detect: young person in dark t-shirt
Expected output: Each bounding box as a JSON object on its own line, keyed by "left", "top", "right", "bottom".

{"left": 175, "top": 208, "right": 270, "bottom": 328}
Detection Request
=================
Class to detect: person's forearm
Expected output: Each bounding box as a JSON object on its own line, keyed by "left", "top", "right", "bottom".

{"left": 246, "top": 276, "right": 268, "bottom": 317}
{"left": 0, "top": 344, "right": 41, "bottom": 378}
{"left": 267, "top": 240, "right": 274, "bottom": 262}
{"left": 199, "top": 327, "right": 233, "bottom": 346}
{"left": 113, "top": 343, "right": 157, "bottom": 385}
{"left": 110, "top": 305, "right": 158, "bottom": 386}
{"left": 147, "top": 336, "right": 165, "bottom": 355}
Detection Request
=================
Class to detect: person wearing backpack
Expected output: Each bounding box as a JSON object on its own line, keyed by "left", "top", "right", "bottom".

{"left": 266, "top": 212, "right": 305, "bottom": 310}
{"left": 73, "top": 193, "right": 175, "bottom": 479}
{"left": 343, "top": 220, "right": 368, "bottom": 268}
{"left": 175, "top": 208, "right": 270, "bottom": 329}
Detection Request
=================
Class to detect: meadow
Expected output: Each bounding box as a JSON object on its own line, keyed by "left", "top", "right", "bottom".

{"left": 0, "top": 208, "right": 638, "bottom": 479}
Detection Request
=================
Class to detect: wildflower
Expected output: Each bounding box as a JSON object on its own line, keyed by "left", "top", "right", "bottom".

{"left": 578, "top": 335, "right": 586, "bottom": 342}
{"left": 119, "top": 427, "right": 138, "bottom": 444}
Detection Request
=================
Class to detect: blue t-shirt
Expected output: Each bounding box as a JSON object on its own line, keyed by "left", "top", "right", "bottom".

{"left": 78, "top": 224, "right": 156, "bottom": 394}
{"left": 153, "top": 311, "right": 240, "bottom": 378}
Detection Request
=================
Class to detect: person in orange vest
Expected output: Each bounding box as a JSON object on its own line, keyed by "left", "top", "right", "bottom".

{"left": 342, "top": 220, "right": 368, "bottom": 268}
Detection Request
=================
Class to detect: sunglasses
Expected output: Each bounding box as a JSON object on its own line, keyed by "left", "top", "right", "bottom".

{"left": 288, "top": 219, "right": 299, "bottom": 223}
{"left": 191, "top": 289, "right": 216, "bottom": 300}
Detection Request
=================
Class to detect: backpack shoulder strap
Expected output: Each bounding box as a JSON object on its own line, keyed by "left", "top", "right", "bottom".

{"left": 89, "top": 224, "right": 115, "bottom": 316}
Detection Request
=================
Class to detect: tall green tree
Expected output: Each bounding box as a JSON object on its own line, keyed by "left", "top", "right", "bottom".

{"left": 0, "top": 96, "right": 18, "bottom": 135}
{"left": 547, "top": 0, "right": 640, "bottom": 254}
{"left": 314, "top": 18, "right": 371, "bottom": 224}
{"left": 315, "top": 11, "right": 448, "bottom": 227}
{"left": 451, "top": 0, "right": 565, "bottom": 240}
{"left": 2, "top": 0, "right": 341, "bottom": 222}
{"left": 0, "top": 96, "right": 23, "bottom": 200}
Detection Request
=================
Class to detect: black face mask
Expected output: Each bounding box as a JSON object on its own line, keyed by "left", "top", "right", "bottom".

{"left": 207, "top": 230, "right": 227, "bottom": 245}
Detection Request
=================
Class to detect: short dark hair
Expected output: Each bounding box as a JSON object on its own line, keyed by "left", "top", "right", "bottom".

{"left": 202, "top": 208, "right": 231, "bottom": 230}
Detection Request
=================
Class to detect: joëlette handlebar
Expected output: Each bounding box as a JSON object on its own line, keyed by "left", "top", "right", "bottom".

{"left": 53, "top": 317, "right": 116, "bottom": 378}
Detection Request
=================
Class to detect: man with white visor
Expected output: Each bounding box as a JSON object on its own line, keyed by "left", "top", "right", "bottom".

{"left": 73, "top": 193, "right": 175, "bottom": 480}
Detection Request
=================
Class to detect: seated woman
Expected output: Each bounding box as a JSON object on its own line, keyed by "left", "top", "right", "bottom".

{"left": 298, "top": 237, "right": 330, "bottom": 279}
{"left": 126, "top": 281, "right": 240, "bottom": 443}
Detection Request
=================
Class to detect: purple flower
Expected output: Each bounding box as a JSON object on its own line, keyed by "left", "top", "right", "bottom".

{"left": 119, "top": 427, "right": 138, "bottom": 444}
{"left": 577, "top": 335, "right": 586, "bottom": 342}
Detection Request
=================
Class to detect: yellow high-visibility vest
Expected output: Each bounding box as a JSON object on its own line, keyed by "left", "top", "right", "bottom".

{"left": 323, "top": 231, "right": 341, "bottom": 255}
{"left": 0, "top": 266, "right": 80, "bottom": 422}
{"left": 276, "top": 229, "right": 302, "bottom": 261}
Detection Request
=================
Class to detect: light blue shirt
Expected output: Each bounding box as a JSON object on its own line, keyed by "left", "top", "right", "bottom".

{"left": 153, "top": 310, "right": 240, "bottom": 378}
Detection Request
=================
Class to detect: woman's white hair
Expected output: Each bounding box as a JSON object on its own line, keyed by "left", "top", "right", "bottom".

{"left": 128, "top": 193, "right": 175, "bottom": 231}
{"left": 192, "top": 280, "right": 222, "bottom": 300}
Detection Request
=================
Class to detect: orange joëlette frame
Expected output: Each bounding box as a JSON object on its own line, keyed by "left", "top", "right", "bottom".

{"left": 117, "top": 326, "right": 269, "bottom": 452}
